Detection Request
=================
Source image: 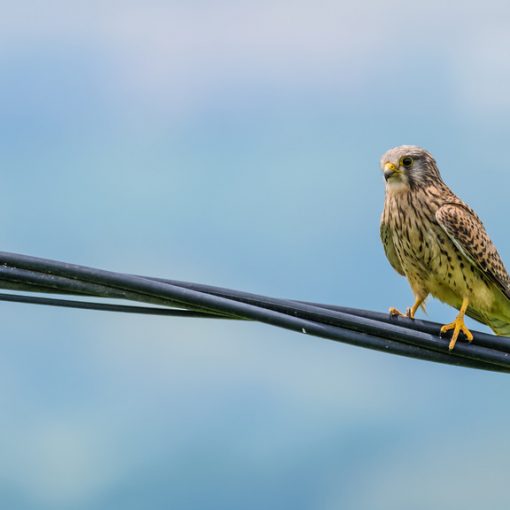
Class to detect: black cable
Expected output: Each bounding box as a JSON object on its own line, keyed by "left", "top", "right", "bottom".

{"left": 0, "top": 293, "right": 224, "bottom": 318}
{"left": 145, "top": 277, "right": 510, "bottom": 354}
{"left": 0, "top": 264, "right": 233, "bottom": 317}
{"left": 314, "top": 305, "right": 510, "bottom": 354}
{"left": 0, "top": 251, "right": 509, "bottom": 373}
{"left": 5, "top": 262, "right": 505, "bottom": 355}
{"left": 0, "top": 290, "right": 503, "bottom": 372}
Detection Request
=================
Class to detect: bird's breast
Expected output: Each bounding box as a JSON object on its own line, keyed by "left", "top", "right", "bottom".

{"left": 383, "top": 190, "right": 495, "bottom": 311}
{"left": 383, "top": 190, "right": 493, "bottom": 309}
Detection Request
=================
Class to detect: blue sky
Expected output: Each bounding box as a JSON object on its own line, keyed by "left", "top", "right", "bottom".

{"left": 1, "top": 1, "right": 510, "bottom": 509}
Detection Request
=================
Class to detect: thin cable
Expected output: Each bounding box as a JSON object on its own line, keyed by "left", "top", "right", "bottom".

{"left": 0, "top": 293, "right": 224, "bottom": 317}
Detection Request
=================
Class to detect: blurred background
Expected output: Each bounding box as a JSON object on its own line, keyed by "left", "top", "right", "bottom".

{"left": 1, "top": 1, "right": 510, "bottom": 508}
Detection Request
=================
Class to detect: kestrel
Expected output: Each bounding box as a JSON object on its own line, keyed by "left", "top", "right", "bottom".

{"left": 380, "top": 145, "right": 510, "bottom": 350}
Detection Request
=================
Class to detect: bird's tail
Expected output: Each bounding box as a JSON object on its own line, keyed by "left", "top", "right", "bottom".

{"left": 487, "top": 318, "right": 510, "bottom": 337}
{"left": 466, "top": 307, "right": 510, "bottom": 337}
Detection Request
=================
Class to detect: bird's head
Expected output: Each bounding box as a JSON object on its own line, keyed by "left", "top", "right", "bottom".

{"left": 380, "top": 145, "right": 441, "bottom": 193}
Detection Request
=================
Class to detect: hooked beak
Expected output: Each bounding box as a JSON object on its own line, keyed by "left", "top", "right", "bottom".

{"left": 383, "top": 162, "right": 399, "bottom": 181}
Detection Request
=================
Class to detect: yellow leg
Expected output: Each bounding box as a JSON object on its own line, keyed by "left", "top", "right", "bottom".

{"left": 440, "top": 297, "right": 474, "bottom": 351}
{"left": 389, "top": 295, "right": 426, "bottom": 320}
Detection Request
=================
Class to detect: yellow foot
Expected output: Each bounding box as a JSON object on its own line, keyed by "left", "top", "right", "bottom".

{"left": 388, "top": 307, "right": 415, "bottom": 319}
{"left": 440, "top": 317, "right": 474, "bottom": 351}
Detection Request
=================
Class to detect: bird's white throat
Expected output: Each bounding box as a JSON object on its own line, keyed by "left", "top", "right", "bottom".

{"left": 385, "top": 178, "right": 410, "bottom": 195}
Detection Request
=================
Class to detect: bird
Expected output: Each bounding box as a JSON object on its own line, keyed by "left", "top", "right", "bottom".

{"left": 380, "top": 145, "right": 510, "bottom": 350}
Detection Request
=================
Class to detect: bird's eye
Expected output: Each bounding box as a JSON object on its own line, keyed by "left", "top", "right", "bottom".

{"left": 402, "top": 156, "right": 413, "bottom": 168}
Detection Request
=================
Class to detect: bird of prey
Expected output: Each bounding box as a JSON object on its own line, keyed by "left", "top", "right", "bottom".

{"left": 380, "top": 145, "right": 510, "bottom": 350}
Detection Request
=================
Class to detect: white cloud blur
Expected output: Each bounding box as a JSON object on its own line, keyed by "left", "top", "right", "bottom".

{"left": 452, "top": 25, "right": 510, "bottom": 113}
{"left": 338, "top": 423, "right": 510, "bottom": 510}
{"left": 1, "top": 420, "right": 120, "bottom": 508}
{"left": 4, "top": 1, "right": 510, "bottom": 116}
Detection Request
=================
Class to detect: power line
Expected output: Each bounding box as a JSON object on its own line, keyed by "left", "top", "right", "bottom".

{"left": 0, "top": 251, "right": 508, "bottom": 373}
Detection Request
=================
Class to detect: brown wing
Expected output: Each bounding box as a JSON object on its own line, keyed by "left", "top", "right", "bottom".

{"left": 380, "top": 221, "right": 404, "bottom": 276}
{"left": 435, "top": 203, "right": 510, "bottom": 299}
